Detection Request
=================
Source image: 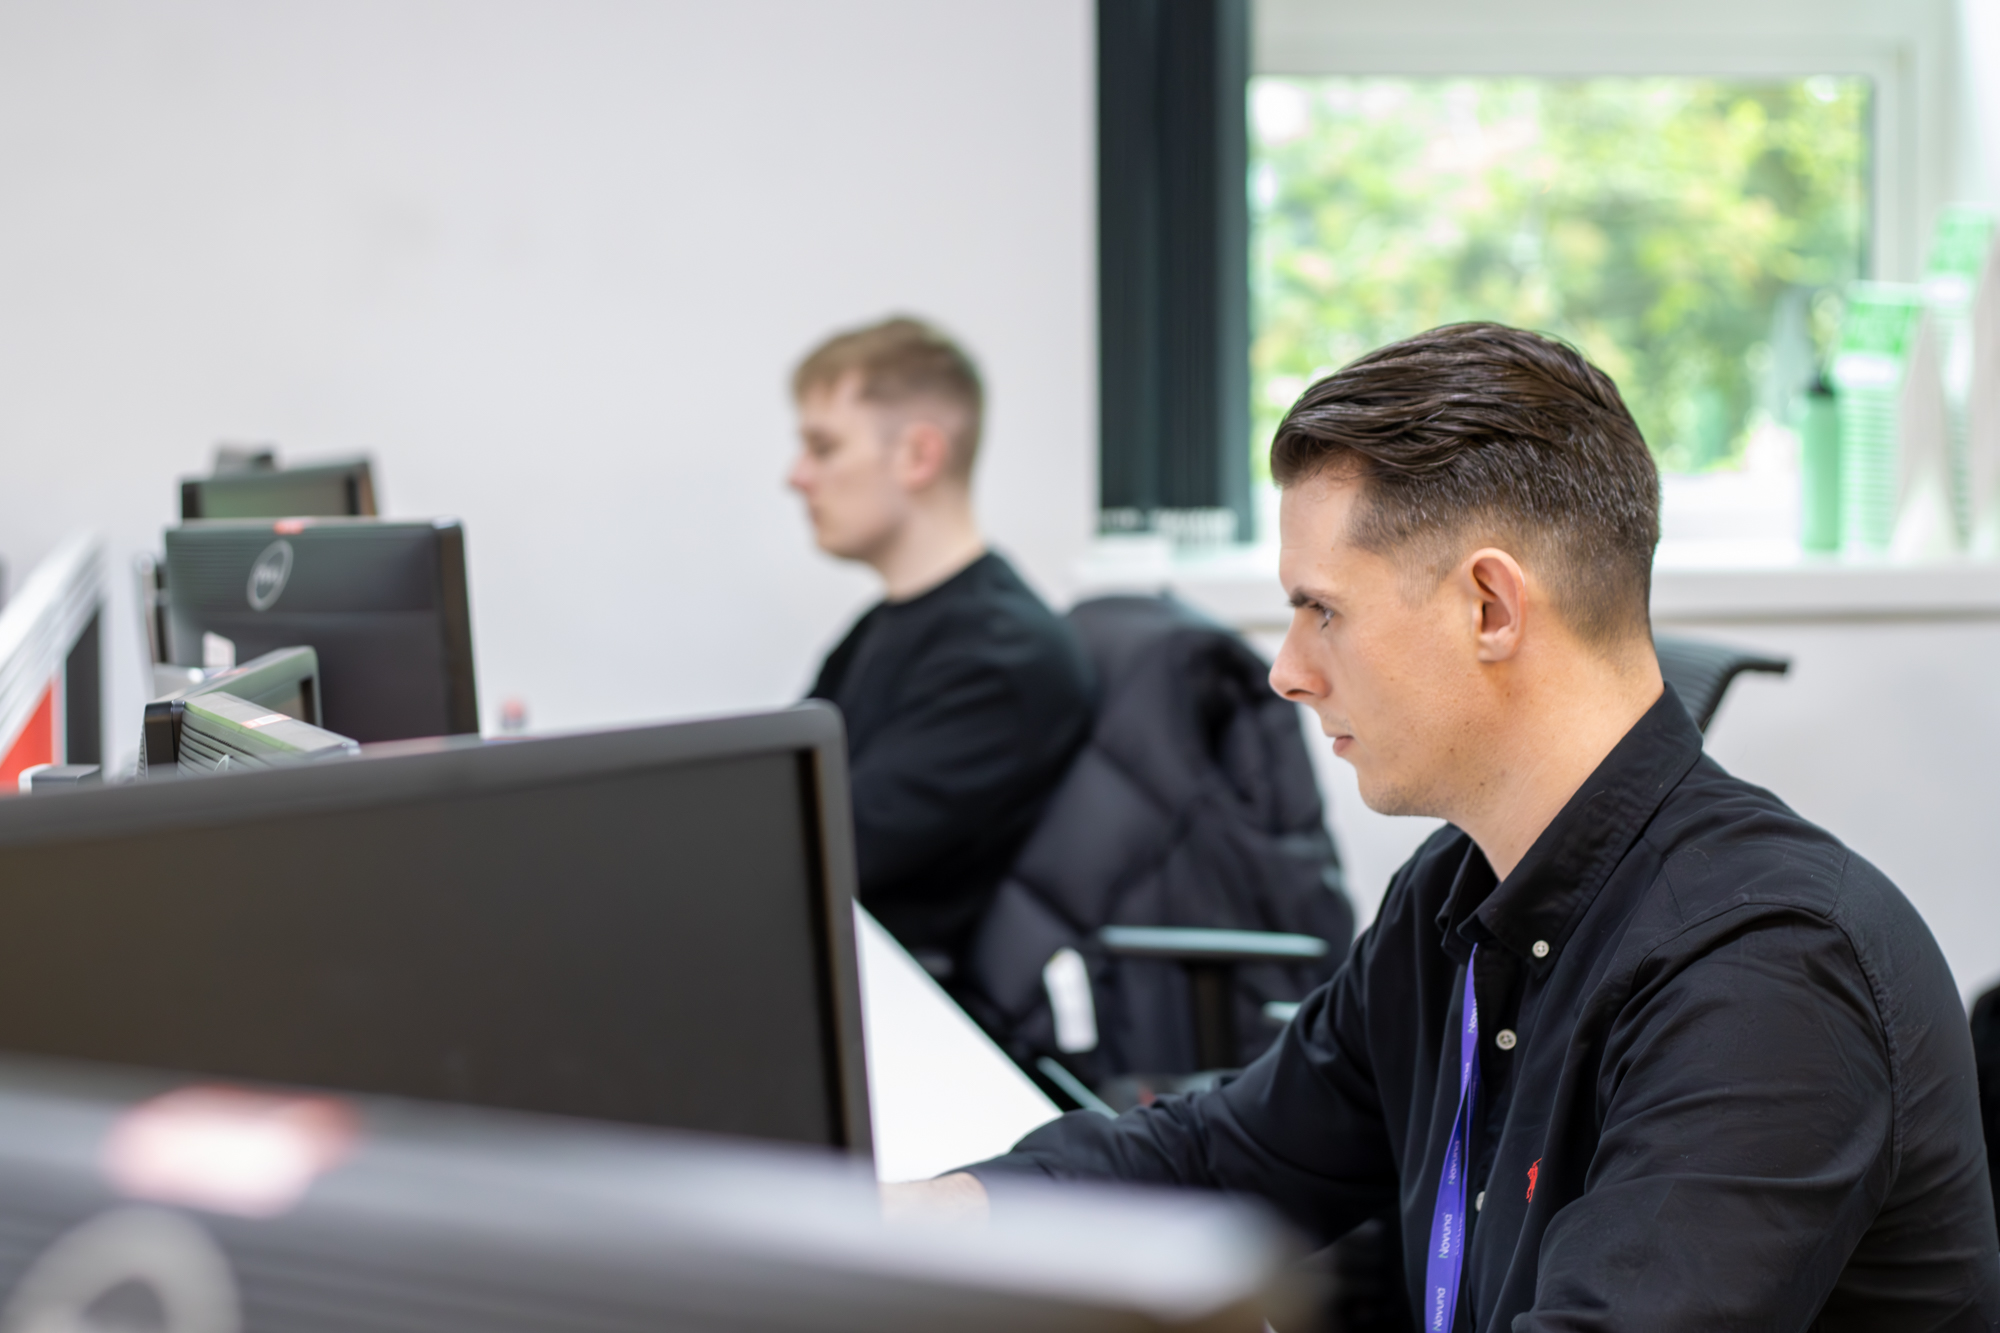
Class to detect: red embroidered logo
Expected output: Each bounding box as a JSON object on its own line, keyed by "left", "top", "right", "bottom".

{"left": 1526, "top": 1158, "right": 1541, "bottom": 1202}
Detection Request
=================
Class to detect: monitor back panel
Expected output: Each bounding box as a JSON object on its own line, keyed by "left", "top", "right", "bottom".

{"left": 0, "top": 715, "right": 863, "bottom": 1151}
{"left": 165, "top": 522, "right": 476, "bottom": 742}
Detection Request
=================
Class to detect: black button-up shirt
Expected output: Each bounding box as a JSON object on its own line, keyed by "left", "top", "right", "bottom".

{"left": 970, "top": 688, "right": 2000, "bottom": 1329}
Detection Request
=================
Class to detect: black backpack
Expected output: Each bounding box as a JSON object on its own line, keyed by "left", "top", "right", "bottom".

{"left": 960, "top": 596, "right": 1355, "bottom": 1087}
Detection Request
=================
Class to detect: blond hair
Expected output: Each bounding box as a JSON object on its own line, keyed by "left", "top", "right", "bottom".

{"left": 792, "top": 316, "right": 985, "bottom": 478}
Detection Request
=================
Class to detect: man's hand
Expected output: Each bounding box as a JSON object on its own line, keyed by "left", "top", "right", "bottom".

{"left": 881, "top": 1171, "right": 990, "bottom": 1223}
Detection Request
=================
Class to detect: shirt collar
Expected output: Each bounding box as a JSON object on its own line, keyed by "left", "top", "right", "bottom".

{"left": 1434, "top": 685, "right": 1705, "bottom": 976}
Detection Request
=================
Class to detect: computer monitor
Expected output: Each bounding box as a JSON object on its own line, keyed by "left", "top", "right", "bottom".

{"left": 0, "top": 704, "right": 870, "bottom": 1152}
{"left": 141, "top": 646, "right": 328, "bottom": 775}
{"left": 180, "top": 457, "right": 378, "bottom": 520}
{"left": 163, "top": 519, "right": 478, "bottom": 743}
{"left": 0, "top": 1056, "right": 1293, "bottom": 1332}
{"left": 171, "top": 692, "right": 361, "bottom": 773}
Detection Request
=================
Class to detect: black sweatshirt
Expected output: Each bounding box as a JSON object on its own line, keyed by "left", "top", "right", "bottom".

{"left": 971, "top": 687, "right": 2000, "bottom": 1330}
{"left": 809, "top": 552, "right": 1092, "bottom": 965}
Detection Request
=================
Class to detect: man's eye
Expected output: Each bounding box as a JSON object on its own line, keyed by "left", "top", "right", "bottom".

{"left": 1317, "top": 605, "right": 1334, "bottom": 629}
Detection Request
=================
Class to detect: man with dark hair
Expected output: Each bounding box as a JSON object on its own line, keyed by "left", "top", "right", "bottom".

{"left": 789, "top": 315, "right": 1091, "bottom": 971}
{"left": 890, "top": 324, "right": 2000, "bottom": 1328}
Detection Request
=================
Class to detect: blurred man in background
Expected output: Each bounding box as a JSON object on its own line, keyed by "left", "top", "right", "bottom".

{"left": 788, "top": 316, "right": 1091, "bottom": 977}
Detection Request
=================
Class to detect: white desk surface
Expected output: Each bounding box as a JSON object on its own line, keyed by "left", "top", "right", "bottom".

{"left": 854, "top": 906, "right": 1059, "bottom": 1183}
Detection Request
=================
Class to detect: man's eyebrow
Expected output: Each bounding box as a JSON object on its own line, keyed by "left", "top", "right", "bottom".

{"left": 1287, "top": 584, "right": 1335, "bottom": 609}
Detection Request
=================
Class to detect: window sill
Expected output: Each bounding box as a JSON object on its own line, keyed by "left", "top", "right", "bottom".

{"left": 1072, "top": 537, "right": 2000, "bottom": 630}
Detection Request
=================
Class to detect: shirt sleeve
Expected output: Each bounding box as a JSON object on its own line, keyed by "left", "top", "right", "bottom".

{"left": 965, "top": 903, "right": 1404, "bottom": 1243}
{"left": 844, "top": 623, "right": 1077, "bottom": 890}
{"left": 1524, "top": 910, "right": 1895, "bottom": 1330}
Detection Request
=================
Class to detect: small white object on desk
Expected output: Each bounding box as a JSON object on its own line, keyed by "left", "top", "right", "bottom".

{"left": 854, "top": 906, "right": 1059, "bottom": 1183}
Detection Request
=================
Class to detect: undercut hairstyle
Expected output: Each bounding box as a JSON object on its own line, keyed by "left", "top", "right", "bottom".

{"left": 1270, "top": 323, "right": 1660, "bottom": 646}
{"left": 792, "top": 316, "right": 986, "bottom": 479}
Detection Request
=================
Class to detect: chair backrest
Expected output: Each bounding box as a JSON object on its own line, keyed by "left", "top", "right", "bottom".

{"left": 962, "top": 596, "right": 1353, "bottom": 1086}
{"left": 1653, "top": 634, "right": 1790, "bottom": 733}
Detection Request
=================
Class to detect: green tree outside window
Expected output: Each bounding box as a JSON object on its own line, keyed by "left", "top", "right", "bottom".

{"left": 1250, "top": 77, "right": 1870, "bottom": 478}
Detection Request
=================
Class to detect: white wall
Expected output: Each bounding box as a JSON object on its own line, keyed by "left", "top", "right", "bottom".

{"left": 0, "top": 0, "right": 1096, "bottom": 747}
{"left": 1681, "top": 618, "right": 2000, "bottom": 1005}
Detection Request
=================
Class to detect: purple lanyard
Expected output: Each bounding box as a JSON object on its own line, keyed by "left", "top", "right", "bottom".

{"left": 1424, "top": 947, "right": 1481, "bottom": 1333}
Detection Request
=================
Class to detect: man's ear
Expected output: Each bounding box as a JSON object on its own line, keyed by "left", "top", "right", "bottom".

{"left": 892, "top": 419, "right": 954, "bottom": 492}
{"left": 1462, "top": 548, "right": 1530, "bottom": 662}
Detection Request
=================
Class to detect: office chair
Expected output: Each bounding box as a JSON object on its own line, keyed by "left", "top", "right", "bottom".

{"left": 964, "top": 596, "right": 1352, "bottom": 1114}
{"left": 1098, "top": 926, "right": 1328, "bottom": 1071}
{"left": 1653, "top": 634, "right": 1790, "bottom": 733}
{"left": 1035, "top": 925, "right": 1332, "bottom": 1117}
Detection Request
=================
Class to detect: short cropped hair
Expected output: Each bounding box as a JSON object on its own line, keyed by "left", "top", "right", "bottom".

{"left": 792, "top": 316, "right": 986, "bottom": 479}
{"left": 1270, "top": 323, "right": 1660, "bottom": 646}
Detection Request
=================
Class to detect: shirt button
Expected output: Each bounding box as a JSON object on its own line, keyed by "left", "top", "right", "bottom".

{"left": 1495, "top": 1028, "right": 1518, "bottom": 1051}
{"left": 1475, "top": 1190, "right": 1486, "bottom": 1212}
{"left": 1532, "top": 940, "right": 1551, "bottom": 959}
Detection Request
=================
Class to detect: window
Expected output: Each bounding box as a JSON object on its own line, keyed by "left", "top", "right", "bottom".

{"left": 1248, "top": 75, "right": 1871, "bottom": 547}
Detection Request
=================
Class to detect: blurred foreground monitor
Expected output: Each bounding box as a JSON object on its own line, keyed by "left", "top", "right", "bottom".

{"left": 0, "top": 705, "right": 870, "bottom": 1152}
{"left": 0, "top": 1055, "right": 1297, "bottom": 1332}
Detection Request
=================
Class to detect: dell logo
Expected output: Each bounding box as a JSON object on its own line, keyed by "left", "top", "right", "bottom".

{"left": 246, "top": 540, "right": 294, "bottom": 612}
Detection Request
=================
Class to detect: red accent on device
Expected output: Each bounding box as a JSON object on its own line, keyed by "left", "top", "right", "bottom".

{"left": 1526, "top": 1158, "right": 1541, "bottom": 1202}
{"left": 0, "top": 681, "right": 57, "bottom": 794}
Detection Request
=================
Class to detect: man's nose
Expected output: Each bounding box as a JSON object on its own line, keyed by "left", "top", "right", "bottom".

{"left": 1269, "top": 624, "right": 1325, "bottom": 703}
{"left": 785, "top": 455, "right": 811, "bottom": 493}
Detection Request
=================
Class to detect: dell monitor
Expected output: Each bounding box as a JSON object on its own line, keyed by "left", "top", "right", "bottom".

{"left": 164, "top": 519, "right": 477, "bottom": 742}
{"left": 180, "top": 456, "right": 378, "bottom": 520}
{"left": 0, "top": 704, "right": 868, "bottom": 1151}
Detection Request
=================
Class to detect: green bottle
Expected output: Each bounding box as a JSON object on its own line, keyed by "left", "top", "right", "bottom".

{"left": 1800, "top": 376, "right": 1841, "bottom": 552}
{"left": 1832, "top": 283, "right": 1925, "bottom": 554}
